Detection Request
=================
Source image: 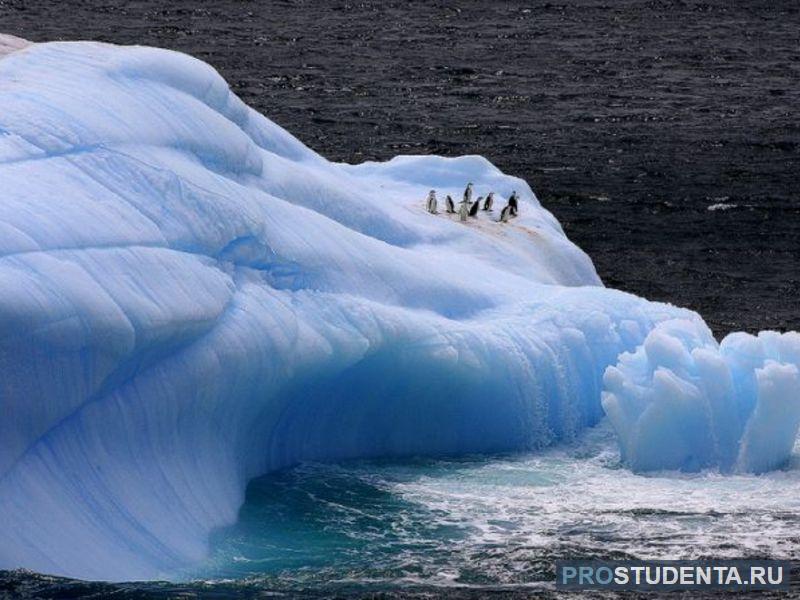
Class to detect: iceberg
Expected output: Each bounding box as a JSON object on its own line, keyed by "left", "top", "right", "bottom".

{"left": 0, "top": 38, "right": 797, "bottom": 580}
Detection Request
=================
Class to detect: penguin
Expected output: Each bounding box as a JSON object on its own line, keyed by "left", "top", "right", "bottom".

{"left": 445, "top": 195, "right": 456, "bottom": 213}
{"left": 469, "top": 196, "right": 482, "bottom": 217}
{"left": 426, "top": 190, "right": 438, "bottom": 214}
{"left": 500, "top": 204, "right": 512, "bottom": 222}
{"left": 508, "top": 191, "right": 519, "bottom": 216}
{"left": 463, "top": 182, "right": 473, "bottom": 205}
{"left": 458, "top": 198, "right": 470, "bottom": 222}
{"left": 482, "top": 192, "right": 494, "bottom": 211}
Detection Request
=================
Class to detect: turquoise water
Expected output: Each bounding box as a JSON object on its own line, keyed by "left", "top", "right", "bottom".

{"left": 188, "top": 424, "right": 800, "bottom": 594}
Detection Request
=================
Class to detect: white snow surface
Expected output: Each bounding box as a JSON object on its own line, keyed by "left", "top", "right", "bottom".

{"left": 0, "top": 40, "right": 797, "bottom": 580}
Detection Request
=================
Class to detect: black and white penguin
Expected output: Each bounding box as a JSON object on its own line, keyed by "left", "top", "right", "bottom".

{"left": 445, "top": 195, "right": 456, "bottom": 213}
{"left": 426, "top": 190, "right": 438, "bottom": 214}
{"left": 469, "top": 196, "right": 482, "bottom": 217}
{"left": 508, "top": 191, "right": 519, "bottom": 216}
{"left": 482, "top": 192, "right": 494, "bottom": 211}
{"left": 458, "top": 198, "right": 470, "bottom": 222}
{"left": 499, "top": 204, "right": 512, "bottom": 223}
{"left": 463, "top": 182, "right": 473, "bottom": 205}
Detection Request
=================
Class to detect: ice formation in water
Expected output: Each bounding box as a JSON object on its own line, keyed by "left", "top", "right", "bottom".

{"left": 603, "top": 320, "right": 800, "bottom": 474}
{"left": 0, "top": 38, "right": 797, "bottom": 580}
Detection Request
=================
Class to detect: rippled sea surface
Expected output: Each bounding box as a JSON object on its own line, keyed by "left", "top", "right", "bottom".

{"left": 1, "top": 1, "right": 799, "bottom": 598}
{"left": 188, "top": 425, "right": 800, "bottom": 593}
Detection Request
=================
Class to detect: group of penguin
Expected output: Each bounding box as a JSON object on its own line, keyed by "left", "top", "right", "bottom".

{"left": 425, "top": 183, "right": 519, "bottom": 223}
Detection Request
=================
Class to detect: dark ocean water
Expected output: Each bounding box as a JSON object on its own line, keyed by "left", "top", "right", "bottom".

{"left": 1, "top": 1, "right": 799, "bottom": 598}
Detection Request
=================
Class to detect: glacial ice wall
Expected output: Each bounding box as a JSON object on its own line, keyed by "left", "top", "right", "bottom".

{"left": 0, "top": 39, "right": 796, "bottom": 581}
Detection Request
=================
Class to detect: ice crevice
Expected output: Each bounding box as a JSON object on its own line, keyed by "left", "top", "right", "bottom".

{"left": 0, "top": 37, "right": 798, "bottom": 581}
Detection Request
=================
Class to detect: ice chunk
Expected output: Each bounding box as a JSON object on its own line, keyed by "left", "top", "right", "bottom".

{"left": 738, "top": 362, "right": 800, "bottom": 473}
{"left": 603, "top": 320, "right": 800, "bottom": 474}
